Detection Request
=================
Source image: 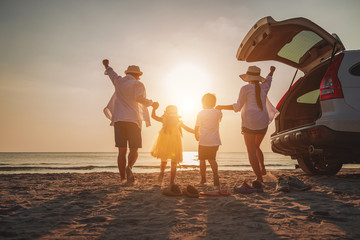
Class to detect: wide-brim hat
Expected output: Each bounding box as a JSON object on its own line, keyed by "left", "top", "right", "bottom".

{"left": 124, "top": 65, "right": 143, "bottom": 76}
{"left": 164, "top": 105, "right": 181, "bottom": 118}
{"left": 182, "top": 185, "right": 199, "bottom": 198}
{"left": 240, "top": 65, "right": 266, "bottom": 83}
{"left": 162, "top": 184, "right": 182, "bottom": 196}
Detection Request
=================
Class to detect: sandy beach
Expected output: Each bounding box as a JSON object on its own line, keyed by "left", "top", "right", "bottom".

{"left": 1, "top": 169, "right": 360, "bottom": 240}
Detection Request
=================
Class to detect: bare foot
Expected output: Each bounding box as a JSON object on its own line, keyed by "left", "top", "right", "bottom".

{"left": 261, "top": 168, "right": 267, "bottom": 176}
{"left": 158, "top": 172, "right": 164, "bottom": 183}
{"left": 126, "top": 166, "right": 135, "bottom": 182}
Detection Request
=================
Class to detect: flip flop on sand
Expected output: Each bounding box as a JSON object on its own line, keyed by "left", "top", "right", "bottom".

{"left": 199, "top": 190, "right": 220, "bottom": 196}
{"left": 199, "top": 188, "right": 231, "bottom": 197}
{"left": 218, "top": 188, "right": 231, "bottom": 196}
{"left": 234, "top": 182, "right": 264, "bottom": 194}
{"left": 182, "top": 185, "right": 199, "bottom": 198}
{"left": 162, "top": 184, "right": 183, "bottom": 197}
{"left": 287, "top": 176, "right": 312, "bottom": 191}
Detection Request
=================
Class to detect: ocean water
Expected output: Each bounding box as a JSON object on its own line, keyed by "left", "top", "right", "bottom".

{"left": 0, "top": 152, "right": 358, "bottom": 174}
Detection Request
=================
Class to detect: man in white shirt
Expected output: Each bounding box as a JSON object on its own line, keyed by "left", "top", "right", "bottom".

{"left": 102, "top": 59, "right": 158, "bottom": 183}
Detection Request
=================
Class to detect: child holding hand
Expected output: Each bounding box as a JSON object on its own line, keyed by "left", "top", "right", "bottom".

{"left": 195, "top": 93, "right": 222, "bottom": 187}
{"left": 151, "top": 104, "right": 194, "bottom": 186}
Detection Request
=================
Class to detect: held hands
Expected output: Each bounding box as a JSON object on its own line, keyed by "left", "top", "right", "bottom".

{"left": 195, "top": 132, "right": 199, "bottom": 141}
{"left": 152, "top": 102, "right": 159, "bottom": 110}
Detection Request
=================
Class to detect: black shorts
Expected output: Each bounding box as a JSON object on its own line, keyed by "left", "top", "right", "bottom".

{"left": 198, "top": 145, "right": 219, "bottom": 160}
{"left": 241, "top": 126, "right": 268, "bottom": 135}
{"left": 114, "top": 121, "right": 142, "bottom": 148}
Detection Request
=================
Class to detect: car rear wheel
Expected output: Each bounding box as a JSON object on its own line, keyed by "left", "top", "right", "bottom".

{"left": 297, "top": 155, "right": 343, "bottom": 175}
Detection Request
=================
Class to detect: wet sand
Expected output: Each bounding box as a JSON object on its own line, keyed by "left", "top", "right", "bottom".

{"left": 1, "top": 169, "right": 360, "bottom": 239}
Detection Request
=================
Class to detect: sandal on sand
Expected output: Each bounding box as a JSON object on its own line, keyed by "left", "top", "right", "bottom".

{"left": 162, "top": 184, "right": 182, "bottom": 196}
{"left": 182, "top": 185, "right": 199, "bottom": 198}
{"left": 275, "top": 177, "right": 291, "bottom": 192}
{"left": 218, "top": 188, "right": 231, "bottom": 196}
{"left": 287, "top": 176, "right": 311, "bottom": 191}
{"left": 199, "top": 190, "right": 220, "bottom": 196}
{"left": 200, "top": 188, "right": 231, "bottom": 197}
{"left": 234, "top": 182, "right": 263, "bottom": 194}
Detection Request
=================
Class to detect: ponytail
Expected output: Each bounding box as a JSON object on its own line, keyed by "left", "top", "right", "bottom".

{"left": 254, "top": 82, "right": 263, "bottom": 111}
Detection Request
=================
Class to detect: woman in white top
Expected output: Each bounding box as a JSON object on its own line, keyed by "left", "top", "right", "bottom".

{"left": 216, "top": 66, "right": 276, "bottom": 184}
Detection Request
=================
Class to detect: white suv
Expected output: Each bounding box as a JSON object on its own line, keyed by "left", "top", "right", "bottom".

{"left": 237, "top": 16, "right": 360, "bottom": 175}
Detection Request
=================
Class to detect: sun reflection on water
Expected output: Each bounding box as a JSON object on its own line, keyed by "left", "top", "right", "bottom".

{"left": 179, "top": 152, "right": 199, "bottom": 170}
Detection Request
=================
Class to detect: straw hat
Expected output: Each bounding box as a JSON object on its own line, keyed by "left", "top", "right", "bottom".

{"left": 182, "top": 185, "right": 199, "bottom": 198}
{"left": 162, "top": 184, "right": 182, "bottom": 196}
{"left": 124, "top": 65, "right": 143, "bottom": 76}
{"left": 240, "top": 66, "right": 266, "bottom": 83}
{"left": 164, "top": 105, "right": 181, "bottom": 118}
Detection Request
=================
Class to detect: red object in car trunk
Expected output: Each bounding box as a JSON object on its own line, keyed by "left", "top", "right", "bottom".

{"left": 276, "top": 78, "right": 302, "bottom": 110}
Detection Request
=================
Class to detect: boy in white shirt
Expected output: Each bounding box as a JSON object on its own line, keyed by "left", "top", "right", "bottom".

{"left": 195, "top": 93, "right": 222, "bottom": 186}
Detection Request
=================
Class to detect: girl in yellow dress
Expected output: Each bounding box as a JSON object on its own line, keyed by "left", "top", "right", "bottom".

{"left": 151, "top": 104, "right": 194, "bottom": 185}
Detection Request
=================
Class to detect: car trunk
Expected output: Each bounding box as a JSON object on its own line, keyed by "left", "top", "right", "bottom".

{"left": 235, "top": 16, "right": 346, "bottom": 135}
{"left": 275, "top": 60, "right": 330, "bottom": 133}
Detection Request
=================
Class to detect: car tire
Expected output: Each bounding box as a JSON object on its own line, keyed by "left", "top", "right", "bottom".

{"left": 297, "top": 155, "right": 343, "bottom": 175}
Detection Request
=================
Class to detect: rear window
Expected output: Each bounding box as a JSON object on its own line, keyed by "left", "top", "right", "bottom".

{"left": 277, "top": 31, "right": 323, "bottom": 64}
{"left": 350, "top": 63, "right": 360, "bottom": 76}
{"left": 297, "top": 89, "right": 320, "bottom": 104}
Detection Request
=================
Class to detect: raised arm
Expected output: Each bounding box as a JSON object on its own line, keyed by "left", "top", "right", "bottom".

{"left": 102, "top": 59, "right": 109, "bottom": 69}
{"left": 268, "top": 66, "right": 276, "bottom": 77}
{"left": 261, "top": 66, "right": 276, "bottom": 93}
{"left": 151, "top": 102, "right": 162, "bottom": 122}
{"left": 102, "top": 59, "right": 120, "bottom": 84}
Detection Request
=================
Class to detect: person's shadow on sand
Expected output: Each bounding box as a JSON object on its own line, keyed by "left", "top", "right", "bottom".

{"left": 96, "top": 174, "right": 209, "bottom": 239}
{"left": 204, "top": 194, "right": 280, "bottom": 240}
{"left": 1, "top": 171, "right": 359, "bottom": 239}
{"left": 96, "top": 170, "right": 279, "bottom": 240}
{"left": 95, "top": 184, "right": 181, "bottom": 239}
{"left": 0, "top": 173, "right": 117, "bottom": 239}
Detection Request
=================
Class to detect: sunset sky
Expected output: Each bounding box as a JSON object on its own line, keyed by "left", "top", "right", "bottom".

{"left": 1, "top": 0, "right": 359, "bottom": 152}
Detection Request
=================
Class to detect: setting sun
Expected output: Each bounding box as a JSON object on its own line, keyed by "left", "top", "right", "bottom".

{"left": 162, "top": 62, "right": 214, "bottom": 118}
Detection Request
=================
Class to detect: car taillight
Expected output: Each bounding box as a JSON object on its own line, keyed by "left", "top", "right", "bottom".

{"left": 320, "top": 53, "right": 344, "bottom": 101}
